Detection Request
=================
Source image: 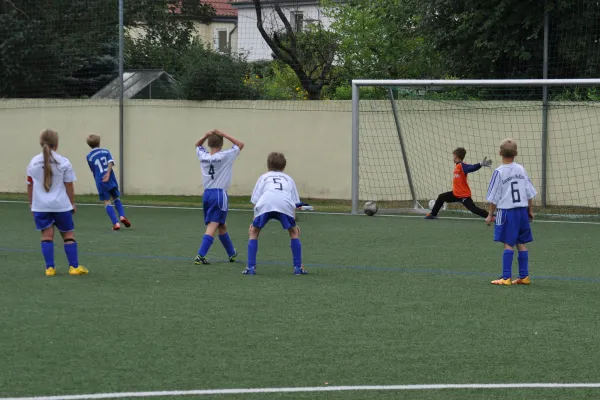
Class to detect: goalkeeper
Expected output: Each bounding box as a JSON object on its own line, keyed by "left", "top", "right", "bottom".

{"left": 425, "top": 147, "right": 492, "bottom": 219}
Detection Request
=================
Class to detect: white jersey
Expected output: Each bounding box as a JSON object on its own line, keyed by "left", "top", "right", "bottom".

{"left": 196, "top": 145, "right": 240, "bottom": 190}
{"left": 251, "top": 171, "right": 300, "bottom": 218}
{"left": 486, "top": 162, "right": 536, "bottom": 209}
{"left": 26, "top": 151, "right": 76, "bottom": 212}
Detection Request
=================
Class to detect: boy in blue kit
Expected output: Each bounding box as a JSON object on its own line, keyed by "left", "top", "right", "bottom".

{"left": 485, "top": 139, "right": 536, "bottom": 286}
{"left": 86, "top": 134, "right": 131, "bottom": 231}
{"left": 194, "top": 129, "right": 244, "bottom": 265}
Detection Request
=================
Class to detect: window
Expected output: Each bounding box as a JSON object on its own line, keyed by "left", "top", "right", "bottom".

{"left": 216, "top": 29, "right": 228, "bottom": 52}
{"left": 291, "top": 12, "right": 303, "bottom": 32}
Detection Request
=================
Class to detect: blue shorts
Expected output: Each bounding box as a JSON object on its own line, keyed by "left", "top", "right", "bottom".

{"left": 494, "top": 207, "right": 533, "bottom": 246}
{"left": 203, "top": 188, "right": 228, "bottom": 225}
{"left": 252, "top": 212, "right": 296, "bottom": 230}
{"left": 98, "top": 187, "right": 121, "bottom": 201}
{"left": 33, "top": 211, "right": 74, "bottom": 232}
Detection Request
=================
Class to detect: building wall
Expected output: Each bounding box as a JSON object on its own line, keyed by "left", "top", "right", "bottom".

{"left": 236, "top": 4, "right": 334, "bottom": 61}
{"left": 1, "top": 99, "right": 599, "bottom": 209}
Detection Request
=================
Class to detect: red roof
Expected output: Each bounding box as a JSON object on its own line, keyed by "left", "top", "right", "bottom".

{"left": 204, "top": 0, "right": 237, "bottom": 17}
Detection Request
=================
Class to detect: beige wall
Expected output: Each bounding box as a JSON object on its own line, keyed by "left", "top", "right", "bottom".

{"left": 1, "top": 99, "right": 599, "bottom": 209}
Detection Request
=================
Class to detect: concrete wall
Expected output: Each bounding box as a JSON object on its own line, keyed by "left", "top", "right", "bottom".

{"left": 1, "top": 99, "right": 599, "bottom": 208}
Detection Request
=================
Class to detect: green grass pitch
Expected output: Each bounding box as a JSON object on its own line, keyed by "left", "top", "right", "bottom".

{"left": 1, "top": 199, "right": 600, "bottom": 400}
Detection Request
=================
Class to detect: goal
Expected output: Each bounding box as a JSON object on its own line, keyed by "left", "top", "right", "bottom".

{"left": 351, "top": 79, "right": 600, "bottom": 219}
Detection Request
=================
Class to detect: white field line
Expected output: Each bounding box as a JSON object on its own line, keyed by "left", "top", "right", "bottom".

{"left": 1, "top": 200, "right": 599, "bottom": 225}
{"left": 2, "top": 383, "right": 600, "bottom": 400}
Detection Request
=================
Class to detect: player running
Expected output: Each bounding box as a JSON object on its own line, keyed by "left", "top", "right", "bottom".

{"left": 243, "top": 152, "right": 306, "bottom": 276}
{"left": 486, "top": 139, "right": 536, "bottom": 286}
{"left": 27, "top": 129, "right": 88, "bottom": 276}
{"left": 86, "top": 134, "right": 131, "bottom": 231}
{"left": 425, "top": 147, "right": 492, "bottom": 219}
{"left": 194, "top": 129, "right": 244, "bottom": 265}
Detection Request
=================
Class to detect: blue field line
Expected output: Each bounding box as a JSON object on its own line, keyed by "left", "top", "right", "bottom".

{"left": 2, "top": 247, "right": 600, "bottom": 283}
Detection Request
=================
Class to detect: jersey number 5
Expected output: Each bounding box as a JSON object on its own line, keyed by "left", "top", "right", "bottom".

{"left": 208, "top": 164, "right": 215, "bottom": 180}
{"left": 272, "top": 178, "right": 283, "bottom": 190}
{"left": 511, "top": 181, "right": 521, "bottom": 203}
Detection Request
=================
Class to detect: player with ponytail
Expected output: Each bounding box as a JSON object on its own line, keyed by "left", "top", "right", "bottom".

{"left": 26, "top": 129, "right": 88, "bottom": 276}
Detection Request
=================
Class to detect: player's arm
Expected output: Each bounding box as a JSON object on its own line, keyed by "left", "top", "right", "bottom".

{"left": 462, "top": 157, "right": 491, "bottom": 174}
{"left": 195, "top": 131, "right": 213, "bottom": 148}
{"left": 63, "top": 162, "right": 77, "bottom": 213}
{"left": 525, "top": 176, "right": 536, "bottom": 221}
{"left": 26, "top": 176, "right": 33, "bottom": 210}
{"left": 250, "top": 177, "right": 264, "bottom": 205}
{"left": 214, "top": 129, "right": 244, "bottom": 151}
{"left": 485, "top": 170, "right": 500, "bottom": 225}
{"left": 103, "top": 161, "right": 114, "bottom": 182}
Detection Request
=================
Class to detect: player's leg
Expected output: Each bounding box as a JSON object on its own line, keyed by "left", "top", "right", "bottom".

{"left": 513, "top": 208, "right": 533, "bottom": 285}
{"left": 425, "top": 191, "right": 457, "bottom": 219}
{"left": 243, "top": 223, "right": 262, "bottom": 275}
{"left": 277, "top": 213, "right": 306, "bottom": 275}
{"left": 217, "top": 223, "right": 237, "bottom": 262}
{"left": 461, "top": 197, "right": 489, "bottom": 218}
{"left": 100, "top": 190, "right": 119, "bottom": 230}
{"left": 195, "top": 190, "right": 221, "bottom": 265}
{"left": 195, "top": 222, "right": 219, "bottom": 265}
{"left": 35, "top": 212, "right": 56, "bottom": 275}
{"left": 491, "top": 209, "right": 516, "bottom": 285}
{"left": 111, "top": 189, "right": 131, "bottom": 228}
{"left": 55, "top": 212, "right": 88, "bottom": 275}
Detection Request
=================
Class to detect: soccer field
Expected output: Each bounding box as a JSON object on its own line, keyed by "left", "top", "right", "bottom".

{"left": 2, "top": 200, "right": 600, "bottom": 400}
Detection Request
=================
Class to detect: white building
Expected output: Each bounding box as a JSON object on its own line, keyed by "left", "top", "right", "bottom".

{"left": 230, "top": 0, "right": 334, "bottom": 61}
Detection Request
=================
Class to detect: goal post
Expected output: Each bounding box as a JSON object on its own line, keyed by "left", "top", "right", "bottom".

{"left": 351, "top": 79, "right": 600, "bottom": 217}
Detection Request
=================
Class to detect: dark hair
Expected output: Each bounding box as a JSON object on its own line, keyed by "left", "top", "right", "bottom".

{"left": 207, "top": 132, "right": 224, "bottom": 149}
{"left": 453, "top": 147, "right": 467, "bottom": 160}
{"left": 40, "top": 129, "right": 59, "bottom": 192}
{"left": 267, "top": 152, "right": 287, "bottom": 171}
{"left": 86, "top": 134, "right": 101, "bottom": 149}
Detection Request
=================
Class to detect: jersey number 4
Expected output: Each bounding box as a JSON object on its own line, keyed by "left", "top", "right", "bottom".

{"left": 95, "top": 157, "right": 108, "bottom": 174}
{"left": 208, "top": 164, "right": 215, "bottom": 180}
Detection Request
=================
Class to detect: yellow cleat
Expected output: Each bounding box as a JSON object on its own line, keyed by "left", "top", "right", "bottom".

{"left": 69, "top": 266, "right": 89, "bottom": 276}
{"left": 512, "top": 276, "right": 531, "bottom": 285}
{"left": 491, "top": 278, "right": 512, "bottom": 286}
{"left": 45, "top": 267, "right": 56, "bottom": 276}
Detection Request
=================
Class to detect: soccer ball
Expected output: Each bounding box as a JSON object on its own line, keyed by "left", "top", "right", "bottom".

{"left": 428, "top": 199, "right": 447, "bottom": 211}
{"left": 364, "top": 201, "right": 378, "bottom": 216}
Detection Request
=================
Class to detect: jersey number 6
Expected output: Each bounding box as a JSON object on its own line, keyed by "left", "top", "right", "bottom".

{"left": 511, "top": 181, "right": 521, "bottom": 203}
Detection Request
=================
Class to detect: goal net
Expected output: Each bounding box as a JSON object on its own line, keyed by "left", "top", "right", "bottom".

{"left": 351, "top": 79, "right": 600, "bottom": 219}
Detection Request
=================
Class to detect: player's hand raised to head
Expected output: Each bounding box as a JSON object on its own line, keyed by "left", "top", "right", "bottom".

{"left": 481, "top": 157, "right": 492, "bottom": 168}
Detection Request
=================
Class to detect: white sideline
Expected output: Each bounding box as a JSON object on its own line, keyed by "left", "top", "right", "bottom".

{"left": 3, "top": 383, "right": 600, "bottom": 400}
{"left": 1, "top": 200, "right": 599, "bottom": 225}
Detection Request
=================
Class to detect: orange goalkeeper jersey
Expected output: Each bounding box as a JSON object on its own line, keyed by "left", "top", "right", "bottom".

{"left": 452, "top": 162, "right": 480, "bottom": 198}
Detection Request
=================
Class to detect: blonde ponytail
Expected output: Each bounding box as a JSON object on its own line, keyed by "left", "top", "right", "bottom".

{"left": 39, "top": 129, "right": 59, "bottom": 192}
{"left": 42, "top": 144, "right": 53, "bottom": 192}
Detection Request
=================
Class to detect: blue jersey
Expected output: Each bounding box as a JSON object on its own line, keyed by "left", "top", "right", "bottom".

{"left": 86, "top": 148, "right": 118, "bottom": 191}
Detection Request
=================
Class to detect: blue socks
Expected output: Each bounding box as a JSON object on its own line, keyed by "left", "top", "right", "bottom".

{"left": 64, "top": 241, "right": 79, "bottom": 267}
{"left": 113, "top": 198, "right": 125, "bottom": 218}
{"left": 518, "top": 250, "right": 529, "bottom": 279}
{"left": 105, "top": 205, "right": 118, "bottom": 224}
{"left": 291, "top": 238, "right": 302, "bottom": 268}
{"left": 219, "top": 233, "right": 236, "bottom": 257}
{"left": 502, "top": 249, "right": 514, "bottom": 279}
{"left": 41, "top": 240, "right": 54, "bottom": 268}
{"left": 198, "top": 235, "right": 214, "bottom": 257}
{"left": 247, "top": 239, "right": 258, "bottom": 268}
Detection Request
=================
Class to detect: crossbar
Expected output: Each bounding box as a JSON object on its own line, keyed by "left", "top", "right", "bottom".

{"left": 352, "top": 79, "right": 600, "bottom": 87}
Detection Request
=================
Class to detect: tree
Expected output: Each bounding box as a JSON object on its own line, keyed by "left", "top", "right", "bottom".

{"left": 326, "top": 0, "right": 440, "bottom": 81}
{"left": 252, "top": 0, "right": 339, "bottom": 99}
{"left": 418, "top": 0, "right": 600, "bottom": 79}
